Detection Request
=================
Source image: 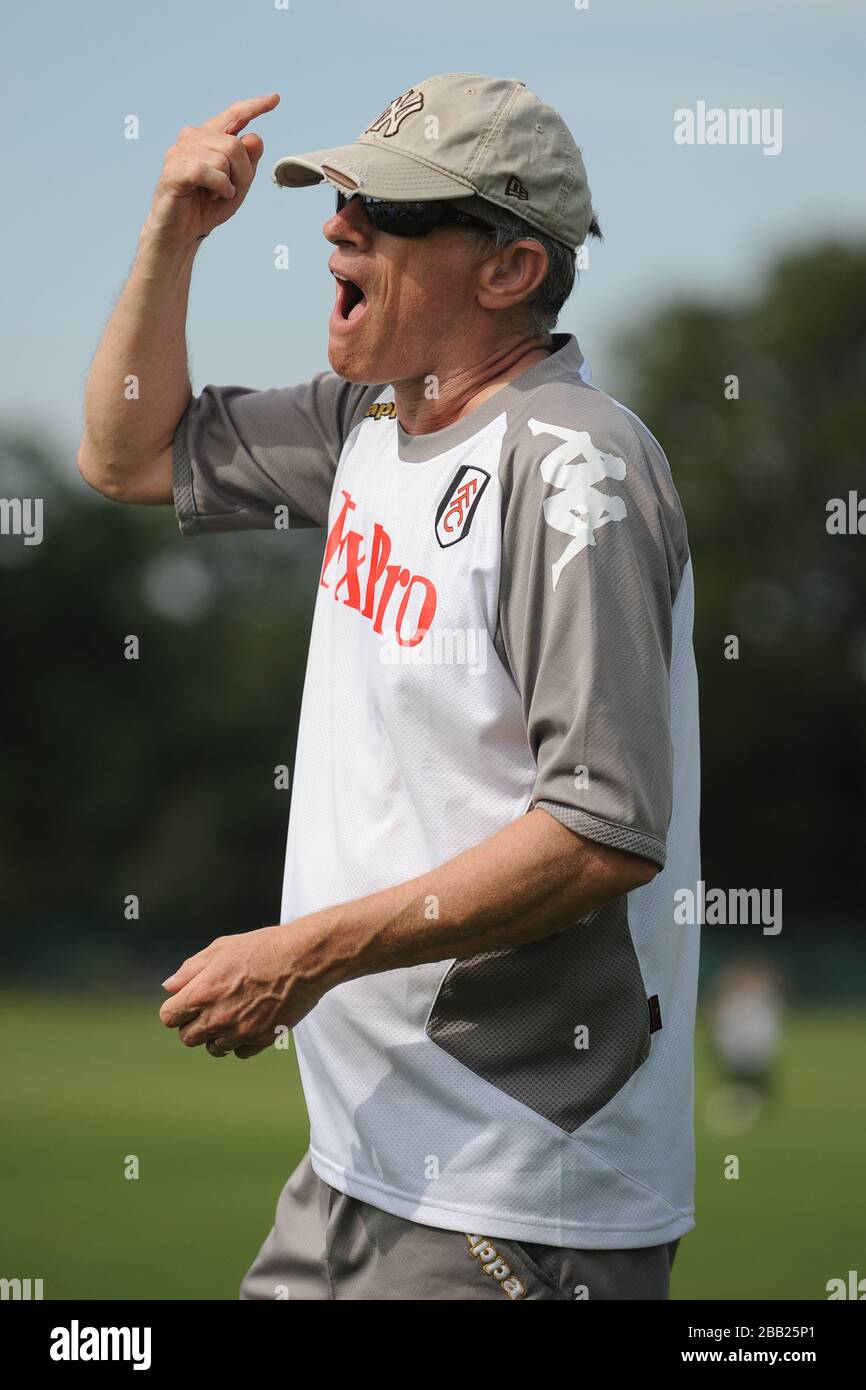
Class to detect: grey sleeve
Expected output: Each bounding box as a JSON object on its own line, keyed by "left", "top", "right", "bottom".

{"left": 173, "top": 371, "right": 381, "bottom": 535}
{"left": 497, "top": 408, "right": 686, "bottom": 870}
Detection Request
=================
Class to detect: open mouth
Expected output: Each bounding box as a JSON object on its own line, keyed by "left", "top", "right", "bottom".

{"left": 333, "top": 272, "right": 368, "bottom": 322}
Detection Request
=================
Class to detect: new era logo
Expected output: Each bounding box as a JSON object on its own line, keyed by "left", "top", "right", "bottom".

{"left": 505, "top": 174, "right": 529, "bottom": 200}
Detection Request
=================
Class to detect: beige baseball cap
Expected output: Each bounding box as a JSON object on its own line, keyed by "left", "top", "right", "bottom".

{"left": 272, "top": 73, "right": 594, "bottom": 250}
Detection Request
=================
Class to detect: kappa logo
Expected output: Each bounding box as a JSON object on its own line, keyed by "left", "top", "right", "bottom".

{"left": 365, "top": 401, "right": 397, "bottom": 421}
{"left": 435, "top": 466, "right": 490, "bottom": 548}
{"left": 505, "top": 174, "right": 529, "bottom": 200}
{"left": 364, "top": 88, "right": 424, "bottom": 138}
{"left": 529, "top": 419, "right": 628, "bottom": 589}
{"left": 465, "top": 1235, "right": 526, "bottom": 1300}
{"left": 320, "top": 489, "right": 437, "bottom": 647}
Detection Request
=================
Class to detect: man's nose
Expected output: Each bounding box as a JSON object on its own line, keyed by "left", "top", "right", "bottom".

{"left": 323, "top": 195, "right": 371, "bottom": 246}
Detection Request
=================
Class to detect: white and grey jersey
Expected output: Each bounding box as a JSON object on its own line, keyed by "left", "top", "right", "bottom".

{"left": 174, "top": 334, "right": 701, "bottom": 1249}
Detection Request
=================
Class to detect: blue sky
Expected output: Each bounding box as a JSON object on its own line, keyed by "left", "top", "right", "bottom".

{"left": 2, "top": 0, "right": 864, "bottom": 459}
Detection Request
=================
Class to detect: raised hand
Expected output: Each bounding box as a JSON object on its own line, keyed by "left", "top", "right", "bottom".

{"left": 144, "top": 92, "right": 281, "bottom": 249}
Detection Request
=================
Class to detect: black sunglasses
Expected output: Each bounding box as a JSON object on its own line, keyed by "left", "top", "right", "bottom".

{"left": 335, "top": 190, "right": 493, "bottom": 238}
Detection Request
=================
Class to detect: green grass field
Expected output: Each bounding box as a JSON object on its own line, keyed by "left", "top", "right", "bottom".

{"left": 1, "top": 995, "right": 863, "bottom": 1299}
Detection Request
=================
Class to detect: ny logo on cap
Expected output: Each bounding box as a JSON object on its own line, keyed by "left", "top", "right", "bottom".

{"left": 365, "top": 88, "right": 425, "bottom": 138}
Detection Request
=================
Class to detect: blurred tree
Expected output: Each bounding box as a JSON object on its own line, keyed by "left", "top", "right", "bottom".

{"left": 0, "top": 432, "right": 325, "bottom": 984}
{"left": 618, "top": 240, "right": 866, "bottom": 913}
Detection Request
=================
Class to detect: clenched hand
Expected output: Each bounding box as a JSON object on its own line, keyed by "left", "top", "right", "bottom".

{"left": 159, "top": 922, "right": 327, "bottom": 1060}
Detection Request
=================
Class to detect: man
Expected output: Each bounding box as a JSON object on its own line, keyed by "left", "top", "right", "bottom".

{"left": 706, "top": 959, "right": 784, "bottom": 1131}
{"left": 79, "top": 73, "right": 701, "bottom": 1301}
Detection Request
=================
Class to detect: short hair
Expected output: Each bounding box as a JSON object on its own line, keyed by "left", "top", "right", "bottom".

{"left": 453, "top": 195, "right": 603, "bottom": 333}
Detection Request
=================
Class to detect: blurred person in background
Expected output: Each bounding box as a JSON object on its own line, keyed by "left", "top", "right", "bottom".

{"left": 706, "top": 958, "right": 785, "bottom": 1132}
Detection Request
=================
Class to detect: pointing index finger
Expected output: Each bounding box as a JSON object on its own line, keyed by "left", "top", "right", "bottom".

{"left": 204, "top": 92, "right": 281, "bottom": 136}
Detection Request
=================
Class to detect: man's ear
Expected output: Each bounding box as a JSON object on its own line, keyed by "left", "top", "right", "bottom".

{"left": 476, "top": 239, "right": 549, "bottom": 314}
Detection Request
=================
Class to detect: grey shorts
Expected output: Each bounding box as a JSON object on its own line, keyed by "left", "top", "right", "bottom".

{"left": 240, "top": 1153, "right": 680, "bottom": 1301}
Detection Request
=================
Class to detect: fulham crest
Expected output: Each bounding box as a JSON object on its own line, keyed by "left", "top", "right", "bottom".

{"left": 435, "top": 466, "right": 491, "bottom": 548}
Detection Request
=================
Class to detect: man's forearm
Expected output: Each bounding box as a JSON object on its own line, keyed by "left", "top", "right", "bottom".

{"left": 78, "top": 229, "right": 198, "bottom": 502}
{"left": 78, "top": 94, "right": 278, "bottom": 504}
{"left": 298, "top": 806, "right": 659, "bottom": 992}
{"left": 160, "top": 810, "right": 659, "bottom": 1057}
